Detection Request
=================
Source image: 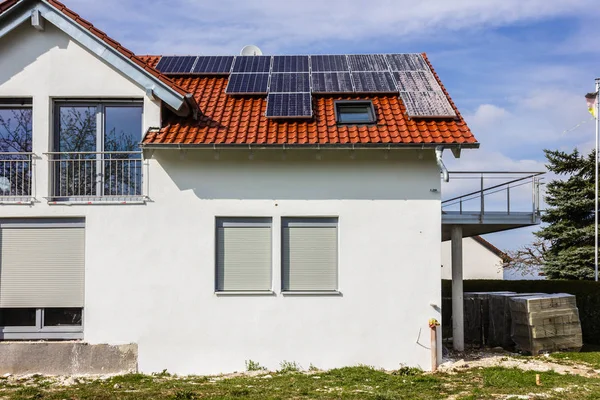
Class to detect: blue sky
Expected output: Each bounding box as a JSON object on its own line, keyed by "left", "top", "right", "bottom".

{"left": 68, "top": 0, "right": 600, "bottom": 252}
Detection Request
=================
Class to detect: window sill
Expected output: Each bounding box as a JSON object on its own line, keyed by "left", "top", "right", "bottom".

{"left": 281, "top": 291, "right": 342, "bottom": 296}
{"left": 47, "top": 197, "right": 147, "bottom": 205}
{"left": 0, "top": 197, "right": 35, "bottom": 205}
{"left": 215, "top": 291, "right": 275, "bottom": 296}
{"left": 0, "top": 331, "right": 83, "bottom": 340}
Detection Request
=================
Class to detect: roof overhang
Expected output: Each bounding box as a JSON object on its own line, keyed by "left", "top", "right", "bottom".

{"left": 0, "top": 0, "right": 189, "bottom": 113}
{"left": 140, "top": 142, "right": 481, "bottom": 150}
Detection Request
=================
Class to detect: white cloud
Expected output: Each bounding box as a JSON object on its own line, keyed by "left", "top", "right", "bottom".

{"left": 66, "top": 0, "right": 599, "bottom": 54}
{"left": 467, "top": 104, "right": 509, "bottom": 130}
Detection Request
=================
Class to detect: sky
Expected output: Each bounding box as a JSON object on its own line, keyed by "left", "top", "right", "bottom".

{"left": 67, "top": 0, "right": 600, "bottom": 252}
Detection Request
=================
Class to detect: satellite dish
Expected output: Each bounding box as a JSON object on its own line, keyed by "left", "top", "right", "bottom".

{"left": 240, "top": 45, "right": 263, "bottom": 56}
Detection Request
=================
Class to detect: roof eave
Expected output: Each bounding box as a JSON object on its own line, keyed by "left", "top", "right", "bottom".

{"left": 140, "top": 142, "right": 481, "bottom": 150}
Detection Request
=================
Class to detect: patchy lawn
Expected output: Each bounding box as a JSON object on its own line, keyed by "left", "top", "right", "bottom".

{"left": 1, "top": 356, "right": 600, "bottom": 400}
{"left": 551, "top": 347, "right": 600, "bottom": 370}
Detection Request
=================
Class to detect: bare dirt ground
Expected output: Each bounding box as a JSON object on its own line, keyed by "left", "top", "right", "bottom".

{"left": 438, "top": 349, "right": 600, "bottom": 378}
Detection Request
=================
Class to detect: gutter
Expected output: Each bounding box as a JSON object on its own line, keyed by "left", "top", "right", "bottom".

{"left": 140, "top": 142, "right": 480, "bottom": 151}
{"left": 435, "top": 146, "right": 449, "bottom": 182}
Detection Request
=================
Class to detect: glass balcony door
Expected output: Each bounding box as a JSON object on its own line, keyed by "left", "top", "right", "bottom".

{"left": 53, "top": 102, "right": 143, "bottom": 200}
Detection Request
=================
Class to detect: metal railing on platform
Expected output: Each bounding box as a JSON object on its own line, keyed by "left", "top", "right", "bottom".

{"left": 45, "top": 151, "right": 144, "bottom": 203}
{"left": 442, "top": 171, "right": 545, "bottom": 222}
{"left": 0, "top": 152, "right": 35, "bottom": 203}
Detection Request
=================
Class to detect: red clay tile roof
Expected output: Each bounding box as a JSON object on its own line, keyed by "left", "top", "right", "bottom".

{"left": 1, "top": 0, "right": 477, "bottom": 147}
{"left": 0, "top": 0, "right": 17, "bottom": 13}
{"left": 0, "top": 0, "right": 190, "bottom": 99}
{"left": 472, "top": 236, "right": 509, "bottom": 260}
{"left": 141, "top": 54, "right": 478, "bottom": 147}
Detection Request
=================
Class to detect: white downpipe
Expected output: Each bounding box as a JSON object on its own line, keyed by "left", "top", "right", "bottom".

{"left": 435, "top": 147, "right": 449, "bottom": 182}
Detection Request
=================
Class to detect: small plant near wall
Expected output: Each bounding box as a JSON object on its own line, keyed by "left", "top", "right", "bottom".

{"left": 308, "top": 363, "right": 319, "bottom": 372}
{"left": 278, "top": 360, "right": 301, "bottom": 373}
{"left": 392, "top": 364, "right": 422, "bottom": 376}
{"left": 152, "top": 369, "right": 172, "bottom": 378}
{"left": 245, "top": 360, "right": 267, "bottom": 372}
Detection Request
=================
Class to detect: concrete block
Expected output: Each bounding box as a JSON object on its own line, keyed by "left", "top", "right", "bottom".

{"left": 0, "top": 342, "right": 137, "bottom": 375}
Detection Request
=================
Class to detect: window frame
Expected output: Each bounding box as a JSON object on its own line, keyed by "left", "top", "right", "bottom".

{"left": 51, "top": 99, "right": 145, "bottom": 202}
{"left": 334, "top": 100, "right": 377, "bottom": 125}
{"left": 214, "top": 217, "right": 274, "bottom": 295}
{"left": 281, "top": 217, "right": 340, "bottom": 295}
{"left": 0, "top": 308, "right": 84, "bottom": 340}
{"left": 0, "top": 99, "right": 34, "bottom": 203}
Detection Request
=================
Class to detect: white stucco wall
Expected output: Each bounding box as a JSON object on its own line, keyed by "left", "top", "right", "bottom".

{"left": 0, "top": 21, "right": 444, "bottom": 374}
{"left": 441, "top": 237, "right": 503, "bottom": 280}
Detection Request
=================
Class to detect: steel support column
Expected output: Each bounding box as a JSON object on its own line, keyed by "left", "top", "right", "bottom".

{"left": 451, "top": 225, "right": 464, "bottom": 351}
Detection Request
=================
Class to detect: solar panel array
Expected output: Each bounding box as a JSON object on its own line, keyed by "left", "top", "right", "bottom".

{"left": 386, "top": 54, "right": 456, "bottom": 118}
{"left": 155, "top": 54, "right": 456, "bottom": 118}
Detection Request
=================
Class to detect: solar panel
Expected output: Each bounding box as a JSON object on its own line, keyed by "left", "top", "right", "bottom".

{"left": 232, "top": 56, "right": 272, "bottom": 73}
{"left": 225, "top": 73, "right": 270, "bottom": 94}
{"left": 272, "top": 56, "right": 309, "bottom": 72}
{"left": 386, "top": 54, "right": 429, "bottom": 71}
{"left": 311, "top": 72, "right": 354, "bottom": 93}
{"left": 192, "top": 56, "right": 235, "bottom": 74}
{"left": 269, "top": 73, "right": 310, "bottom": 93}
{"left": 347, "top": 54, "right": 388, "bottom": 71}
{"left": 400, "top": 91, "right": 456, "bottom": 118}
{"left": 155, "top": 56, "right": 197, "bottom": 74}
{"left": 266, "top": 93, "right": 312, "bottom": 118}
{"left": 393, "top": 71, "right": 441, "bottom": 92}
{"left": 310, "top": 55, "right": 349, "bottom": 72}
{"left": 352, "top": 71, "right": 397, "bottom": 93}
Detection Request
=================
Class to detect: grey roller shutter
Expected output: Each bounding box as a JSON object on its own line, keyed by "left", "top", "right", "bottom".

{"left": 216, "top": 218, "right": 272, "bottom": 291}
{"left": 282, "top": 218, "right": 338, "bottom": 291}
{"left": 0, "top": 223, "right": 85, "bottom": 308}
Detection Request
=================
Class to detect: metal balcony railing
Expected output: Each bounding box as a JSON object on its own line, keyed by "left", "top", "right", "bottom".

{"left": 46, "top": 152, "right": 145, "bottom": 203}
{"left": 442, "top": 171, "right": 545, "bottom": 223}
{"left": 0, "top": 152, "right": 35, "bottom": 203}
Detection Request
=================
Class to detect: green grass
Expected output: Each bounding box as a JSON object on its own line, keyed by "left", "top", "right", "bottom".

{"left": 0, "top": 363, "right": 599, "bottom": 399}
{"left": 551, "top": 350, "right": 600, "bottom": 369}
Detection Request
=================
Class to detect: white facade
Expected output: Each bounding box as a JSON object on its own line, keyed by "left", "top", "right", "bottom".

{"left": 441, "top": 237, "right": 503, "bottom": 280}
{"left": 0, "top": 20, "right": 446, "bottom": 374}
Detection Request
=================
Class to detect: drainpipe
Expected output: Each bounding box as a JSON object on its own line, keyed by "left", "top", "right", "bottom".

{"left": 435, "top": 147, "right": 449, "bottom": 182}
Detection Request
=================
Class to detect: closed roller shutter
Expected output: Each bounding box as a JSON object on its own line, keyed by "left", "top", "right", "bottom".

{"left": 282, "top": 218, "right": 338, "bottom": 291}
{"left": 0, "top": 220, "right": 85, "bottom": 308}
{"left": 216, "top": 218, "right": 272, "bottom": 291}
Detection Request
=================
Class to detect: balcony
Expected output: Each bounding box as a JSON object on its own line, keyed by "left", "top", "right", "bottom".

{"left": 45, "top": 152, "right": 145, "bottom": 204}
{"left": 0, "top": 152, "right": 35, "bottom": 204}
{"left": 441, "top": 171, "right": 545, "bottom": 240}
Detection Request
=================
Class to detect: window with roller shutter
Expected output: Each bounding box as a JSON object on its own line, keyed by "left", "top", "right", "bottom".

{"left": 282, "top": 218, "right": 338, "bottom": 292}
{"left": 0, "top": 218, "right": 84, "bottom": 340}
{"left": 215, "top": 218, "right": 272, "bottom": 293}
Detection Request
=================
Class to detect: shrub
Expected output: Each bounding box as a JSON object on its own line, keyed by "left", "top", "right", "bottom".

{"left": 441, "top": 280, "right": 600, "bottom": 345}
{"left": 278, "top": 360, "right": 301, "bottom": 373}
{"left": 245, "top": 360, "right": 266, "bottom": 372}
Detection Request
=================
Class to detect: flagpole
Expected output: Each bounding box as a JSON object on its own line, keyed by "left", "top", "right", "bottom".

{"left": 596, "top": 78, "right": 600, "bottom": 282}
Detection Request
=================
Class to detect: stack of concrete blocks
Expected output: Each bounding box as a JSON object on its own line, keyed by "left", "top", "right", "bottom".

{"left": 463, "top": 291, "right": 515, "bottom": 346}
{"left": 509, "top": 294, "right": 583, "bottom": 355}
{"left": 488, "top": 292, "right": 545, "bottom": 349}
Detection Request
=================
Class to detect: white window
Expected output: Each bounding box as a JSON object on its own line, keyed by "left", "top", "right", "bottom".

{"left": 282, "top": 218, "right": 338, "bottom": 292}
{"left": 215, "top": 218, "right": 272, "bottom": 292}
{"left": 0, "top": 218, "right": 84, "bottom": 340}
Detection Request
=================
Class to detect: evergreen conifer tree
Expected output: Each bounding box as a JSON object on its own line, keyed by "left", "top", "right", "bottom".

{"left": 536, "top": 148, "right": 596, "bottom": 279}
